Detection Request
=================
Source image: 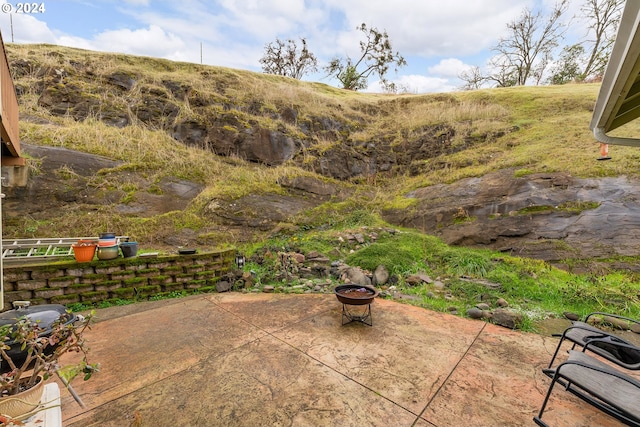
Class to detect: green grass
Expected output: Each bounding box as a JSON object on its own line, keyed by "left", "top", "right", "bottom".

{"left": 9, "top": 44, "right": 640, "bottom": 333}
{"left": 244, "top": 226, "right": 640, "bottom": 332}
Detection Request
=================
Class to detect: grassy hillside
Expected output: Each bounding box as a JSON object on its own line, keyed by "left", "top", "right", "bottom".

{"left": 10, "top": 43, "right": 640, "bottom": 243}
{"left": 6, "top": 44, "right": 640, "bottom": 329}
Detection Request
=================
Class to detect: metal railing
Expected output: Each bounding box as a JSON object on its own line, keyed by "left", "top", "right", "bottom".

{"left": 1, "top": 237, "right": 129, "bottom": 263}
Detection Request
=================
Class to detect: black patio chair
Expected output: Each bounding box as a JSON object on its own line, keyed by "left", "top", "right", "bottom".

{"left": 547, "top": 312, "right": 640, "bottom": 369}
{"left": 535, "top": 339, "right": 640, "bottom": 427}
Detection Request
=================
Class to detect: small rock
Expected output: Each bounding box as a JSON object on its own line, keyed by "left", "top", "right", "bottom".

{"left": 425, "top": 291, "right": 435, "bottom": 298}
{"left": 496, "top": 298, "right": 508, "bottom": 307}
{"left": 492, "top": 308, "right": 523, "bottom": 329}
{"left": 467, "top": 307, "right": 483, "bottom": 319}
{"left": 415, "top": 272, "right": 433, "bottom": 284}
{"left": 216, "top": 280, "right": 232, "bottom": 293}
{"left": 405, "top": 275, "right": 423, "bottom": 286}
{"left": 563, "top": 311, "right": 580, "bottom": 321}
{"left": 476, "top": 302, "right": 491, "bottom": 311}
{"left": 343, "top": 267, "right": 372, "bottom": 287}
{"left": 292, "top": 253, "right": 305, "bottom": 263}
{"left": 447, "top": 306, "right": 457, "bottom": 312}
{"left": 481, "top": 310, "right": 492, "bottom": 319}
{"left": 433, "top": 280, "right": 446, "bottom": 290}
{"left": 631, "top": 323, "right": 640, "bottom": 334}
{"left": 242, "top": 272, "right": 254, "bottom": 287}
{"left": 373, "top": 265, "right": 389, "bottom": 286}
{"left": 263, "top": 285, "right": 275, "bottom": 293}
{"left": 604, "top": 315, "right": 631, "bottom": 330}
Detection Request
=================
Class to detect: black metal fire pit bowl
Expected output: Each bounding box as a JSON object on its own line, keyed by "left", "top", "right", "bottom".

{"left": 334, "top": 284, "right": 379, "bottom": 326}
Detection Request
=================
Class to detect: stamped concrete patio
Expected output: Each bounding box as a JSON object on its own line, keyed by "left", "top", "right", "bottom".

{"left": 58, "top": 293, "right": 630, "bottom": 426}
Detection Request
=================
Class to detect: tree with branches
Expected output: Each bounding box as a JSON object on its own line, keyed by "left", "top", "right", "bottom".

{"left": 489, "top": 0, "right": 569, "bottom": 87}
{"left": 548, "top": 0, "right": 623, "bottom": 84}
{"left": 259, "top": 37, "right": 318, "bottom": 80}
{"left": 578, "top": 0, "right": 623, "bottom": 80}
{"left": 324, "top": 23, "right": 406, "bottom": 91}
{"left": 548, "top": 44, "right": 586, "bottom": 84}
{"left": 458, "top": 66, "right": 488, "bottom": 90}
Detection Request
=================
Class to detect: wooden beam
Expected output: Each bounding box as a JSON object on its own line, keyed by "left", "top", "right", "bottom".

{"left": 1, "top": 156, "right": 25, "bottom": 166}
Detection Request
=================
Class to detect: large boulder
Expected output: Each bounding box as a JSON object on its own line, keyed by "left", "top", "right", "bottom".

{"left": 240, "top": 128, "right": 298, "bottom": 165}
{"left": 382, "top": 169, "right": 640, "bottom": 267}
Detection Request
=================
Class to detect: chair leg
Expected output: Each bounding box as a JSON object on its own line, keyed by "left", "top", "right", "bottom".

{"left": 548, "top": 337, "right": 566, "bottom": 368}
{"left": 534, "top": 374, "right": 558, "bottom": 427}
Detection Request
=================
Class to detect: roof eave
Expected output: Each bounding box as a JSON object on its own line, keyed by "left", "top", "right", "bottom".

{"left": 591, "top": 1, "right": 640, "bottom": 143}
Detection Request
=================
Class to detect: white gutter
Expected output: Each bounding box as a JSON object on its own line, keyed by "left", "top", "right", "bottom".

{"left": 593, "top": 126, "right": 640, "bottom": 147}
{"left": 590, "top": 1, "right": 640, "bottom": 140}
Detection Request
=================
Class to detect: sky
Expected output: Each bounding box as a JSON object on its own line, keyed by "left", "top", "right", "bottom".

{"left": 0, "top": 0, "right": 592, "bottom": 93}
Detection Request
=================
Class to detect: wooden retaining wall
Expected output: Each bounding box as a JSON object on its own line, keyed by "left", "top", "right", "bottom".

{"left": 2, "top": 249, "right": 235, "bottom": 308}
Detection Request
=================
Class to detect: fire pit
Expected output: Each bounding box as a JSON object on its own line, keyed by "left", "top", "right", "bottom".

{"left": 334, "top": 284, "right": 379, "bottom": 326}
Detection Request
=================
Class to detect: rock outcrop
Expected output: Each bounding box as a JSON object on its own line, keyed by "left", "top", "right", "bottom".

{"left": 9, "top": 46, "right": 505, "bottom": 181}
{"left": 382, "top": 169, "right": 640, "bottom": 269}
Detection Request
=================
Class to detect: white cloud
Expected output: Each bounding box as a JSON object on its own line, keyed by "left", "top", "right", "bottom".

{"left": 369, "top": 74, "right": 458, "bottom": 94}
{"left": 0, "top": 13, "right": 56, "bottom": 44}
{"left": 428, "top": 58, "right": 468, "bottom": 78}
{"left": 320, "top": 0, "right": 531, "bottom": 57}
{"left": 91, "top": 25, "right": 185, "bottom": 57}
{"left": 2, "top": 0, "right": 594, "bottom": 94}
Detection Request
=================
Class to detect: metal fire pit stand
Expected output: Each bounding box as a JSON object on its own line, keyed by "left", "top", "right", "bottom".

{"left": 341, "top": 303, "right": 373, "bottom": 326}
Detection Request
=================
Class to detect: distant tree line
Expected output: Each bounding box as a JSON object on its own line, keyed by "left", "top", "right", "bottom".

{"left": 259, "top": 23, "right": 406, "bottom": 92}
{"left": 259, "top": 0, "right": 623, "bottom": 92}
{"left": 459, "top": 0, "right": 625, "bottom": 89}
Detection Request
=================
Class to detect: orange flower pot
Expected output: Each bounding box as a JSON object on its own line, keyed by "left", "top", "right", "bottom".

{"left": 72, "top": 243, "right": 96, "bottom": 262}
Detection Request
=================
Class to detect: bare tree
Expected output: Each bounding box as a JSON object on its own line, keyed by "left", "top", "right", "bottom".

{"left": 579, "top": 0, "right": 624, "bottom": 80}
{"left": 259, "top": 37, "right": 318, "bottom": 80}
{"left": 459, "top": 66, "right": 488, "bottom": 90}
{"left": 486, "top": 56, "right": 519, "bottom": 88}
{"left": 491, "top": 0, "right": 569, "bottom": 86}
{"left": 324, "top": 23, "right": 407, "bottom": 91}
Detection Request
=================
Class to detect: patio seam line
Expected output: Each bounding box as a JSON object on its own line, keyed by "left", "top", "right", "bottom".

{"left": 64, "top": 295, "right": 285, "bottom": 425}
{"left": 412, "top": 321, "right": 488, "bottom": 427}
{"left": 209, "top": 294, "right": 423, "bottom": 420}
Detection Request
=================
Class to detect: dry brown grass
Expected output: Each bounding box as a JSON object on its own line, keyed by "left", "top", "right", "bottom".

{"left": 9, "top": 44, "right": 637, "bottom": 245}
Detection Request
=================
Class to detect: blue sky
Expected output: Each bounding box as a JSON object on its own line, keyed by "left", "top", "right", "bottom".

{"left": 0, "top": 0, "right": 589, "bottom": 93}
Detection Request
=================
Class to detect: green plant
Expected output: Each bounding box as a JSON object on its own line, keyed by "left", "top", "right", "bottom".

{"left": 67, "top": 302, "right": 93, "bottom": 312}
{"left": 0, "top": 306, "right": 99, "bottom": 417}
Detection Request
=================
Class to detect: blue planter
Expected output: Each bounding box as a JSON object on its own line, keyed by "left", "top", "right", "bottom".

{"left": 120, "top": 242, "right": 138, "bottom": 258}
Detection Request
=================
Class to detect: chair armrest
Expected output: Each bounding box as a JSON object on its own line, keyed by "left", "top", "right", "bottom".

{"left": 583, "top": 336, "right": 640, "bottom": 370}
{"left": 559, "top": 322, "right": 620, "bottom": 340}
